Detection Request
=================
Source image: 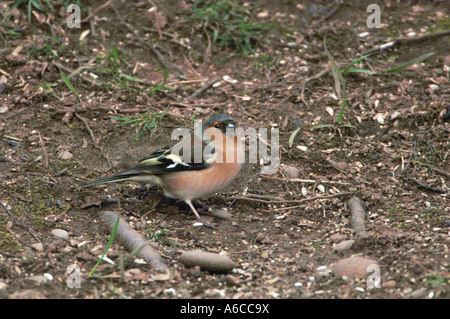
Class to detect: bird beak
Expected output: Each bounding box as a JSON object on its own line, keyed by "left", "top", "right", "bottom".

{"left": 225, "top": 123, "right": 235, "bottom": 135}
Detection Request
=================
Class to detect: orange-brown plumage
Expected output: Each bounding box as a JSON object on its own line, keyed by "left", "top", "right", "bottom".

{"left": 82, "top": 114, "right": 243, "bottom": 227}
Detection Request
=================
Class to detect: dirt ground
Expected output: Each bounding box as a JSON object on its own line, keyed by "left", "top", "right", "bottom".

{"left": 0, "top": 0, "right": 449, "bottom": 300}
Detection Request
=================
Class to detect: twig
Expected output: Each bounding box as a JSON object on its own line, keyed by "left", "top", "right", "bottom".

{"left": 408, "top": 178, "right": 447, "bottom": 194}
{"left": 111, "top": 4, "right": 171, "bottom": 72}
{"left": 88, "top": 7, "right": 97, "bottom": 37}
{"left": 301, "top": 67, "right": 331, "bottom": 106}
{"left": 184, "top": 78, "right": 221, "bottom": 101}
{"left": 80, "top": 0, "right": 112, "bottom": 23}
{"left": 6, "top": 98, "right": 42, "bottom": 120}
{"left": 53, "top": 168, "right": 68, "bottom": 177}
{"left": 243, "top": 193, "right": 285, "bottom": 201}
{"left": 361, "top": 30, "right": 450, "bottom": 55}
{"left": 429, "top": 166, "right": 450, "bottom": 179}
{"left": 348, "top": 196, "right": 368, "bottom": 238}
{"left": 147, "top": 0, "right": 162, "bottom": 39}
{"left": 228, "top": 191, "right": 353, "bottom": 205}
{"left": 166, "top": 78, "right": 208, "bottom": 86}
{"left": 168, "top": 101, "right": 226, "bottom": 108}
{"left": 1, "top": 202, "right": 41, "bottom": 242}
{"left": 263, "top": 175, "right": 352, "bottom": 186}
{"left": 141, "top": 27, "right": 189, "bottom": 49}
{"left": 52, "top": 61, "right": 101, "bottom": 87}
{"left": 74, "top": 112, "right": 112, "bottom": 169}
{"left": 37, "top": 131, "right": 48, "bottom": 168}
{"left": 313, "top": 0, "right": 341, "bottom": 27}
{"left": 204, "top": 27, "right": 212, "bottom": 62}
{"left": 46, "top": 22, "right": 82, "bottom": 68}
{"left": 74, "top": 112, "right": 98, "bottom": 148}
{"left": 0, "top": 68, "right": 10, "bottom": 76}
{"left": 53, "top": 105, "right": 152, "bottom": 114}
{"left": 405, "top": 126, "right": 421, "bottom": 171}
{"left": 100, "top": 211, "right": 169, "bottom": 273}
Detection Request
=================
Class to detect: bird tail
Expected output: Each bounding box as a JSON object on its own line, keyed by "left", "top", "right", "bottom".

{"left": 80, "top": 168, "right": 143, "bottom": 188}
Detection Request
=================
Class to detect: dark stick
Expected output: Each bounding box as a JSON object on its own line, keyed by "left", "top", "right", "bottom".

{"left": 184, "top": 78, "right": 221, "bottom": 101}
{"left": 348, "top": 196, "right": 369, "bottom": 238}
{"left": 100, "top": 211, "right": 169, "bottom": 273}
{"left": 228, "top": 191, "right": 353, "bottom": 204}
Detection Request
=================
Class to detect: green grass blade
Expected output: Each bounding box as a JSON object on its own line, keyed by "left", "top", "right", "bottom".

{"left": 288, "top": 127, "right": 301, "bottom": 148}
{"left": 310, "top": 124, "right": 334, "bottom": 130}
{"left": 118, "top": 73, "right": 146, "bottom": 83}
{"left": 343, "top": 68, "right": 377, "bottom": 74}
{"left": 32, "top": 0, "right": 44, "bottom": 11}
{"left": 60, "top": 72, "right": 81, "bottom": 102}
{"left": 94, "top": 66, "right": 114, "bottom": 73}
{"left": 342, "top": 52, "right": 378, "bottom": 73}
{"left": 324, "top": 36, "right": 347, "bottom": 123}
{"left": 88, "top": 215, "right": 120, "bottom": 277}
{"left": 379, "top": 52, "right": 434, "bottom": 73}
{"left": 336, "top": 94, "right": 348, "bottom": 123}
{"left": 28, "top": 0, "right": 32, "bottom": 23}
{"left": 112, "top": 46, "right": 119, "bottom": 72}
{"left": 149, "top": 68, "right": 169, "bottom": 93}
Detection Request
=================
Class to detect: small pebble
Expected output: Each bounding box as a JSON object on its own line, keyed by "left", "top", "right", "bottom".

{"left": 51, "top": 229, "right": 69, "bottom": 239}
{"left": 9, "top": 289, "right": 46, "bottom": 299}
{"left": 58, "top": 150, "right": 73, "bottom": 160}
{"left": 179, "top": 250, "right": 237, "bottom": 272}
{"left": 332, "top": 240, "right": 355, "bottom": 252}
{"left": 31, "top": 243, "right": 44, "bottom": 252}
{"left": 330, "top": 233, "right": 347, "bottom": 242}
{"left": 8, "top": 140, "right": 22, "bottom": 147}
{"left": 255, "top": 233, "right": 265, "bottom": 242}
{"left": 282, "top": 165, "right": 300, "bottom": 178}
{"left": 332, "top": 256, "right": 379, "bottom": 279}
{"left": 225, "top": 274, "right": 241, "bottom": 287}
{"left": 0, "top": 281, "right": 8, "bottom": 293}
{"left": 25, "top": 275, "right": 50, "bottom": 284}
{"left": 382, "top": 280, "right": 397, "bottom": 288}
{"left": 164, "top": 288, "right": 176, "bottom": 295}
{"left": 205, "top": 288, "right": 226, "bottom": 298}
{"left": 408, "top": 288, "right": 427, "bottom": 299}
{"left": 212, "top": 208, "right": 232, "bottom": 220}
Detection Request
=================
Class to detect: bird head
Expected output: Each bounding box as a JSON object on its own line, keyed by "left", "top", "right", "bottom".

{"left": 202, "top": 114, "right": 236, "bottom": 139}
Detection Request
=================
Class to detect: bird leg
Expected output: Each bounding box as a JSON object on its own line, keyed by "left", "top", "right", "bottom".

{"left": 185, "top": 200, "right": 217, "bottom": 228}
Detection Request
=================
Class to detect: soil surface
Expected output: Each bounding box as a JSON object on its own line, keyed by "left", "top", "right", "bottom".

{"left": 0, "top": 1, "right": 449, "bottom": 299}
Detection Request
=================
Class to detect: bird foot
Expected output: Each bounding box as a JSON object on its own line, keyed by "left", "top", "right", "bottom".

{"left": 192, "top": 218, "right": 218, "bottom": 228}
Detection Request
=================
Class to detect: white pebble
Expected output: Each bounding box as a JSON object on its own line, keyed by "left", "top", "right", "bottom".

{"left": 301, "top": 187, "right": 308, "bottom": 196}
{"left": 44, "top": 273, "right": 53, "bottom": 281}
{"left": 317, "top": 184, "right": 326, "bottom": 193}
{"left": 51, "top": 229, "right": 69, "bottom": 239}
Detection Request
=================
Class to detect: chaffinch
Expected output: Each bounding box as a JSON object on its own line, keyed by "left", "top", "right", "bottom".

{"left": 82, "top": 114, "right": 243, "bottom": 226}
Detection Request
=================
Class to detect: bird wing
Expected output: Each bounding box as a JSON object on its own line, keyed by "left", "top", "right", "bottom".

{"left": 136, "top": 144, "right": 211, "bottom": 175}
{"left": 81, "top": 138, "right": 214, "bottom": 188}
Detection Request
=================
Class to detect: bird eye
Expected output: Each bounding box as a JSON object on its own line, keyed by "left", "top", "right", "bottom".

{"left": 214, "top": 124, "right": 220, "bottom": 128}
